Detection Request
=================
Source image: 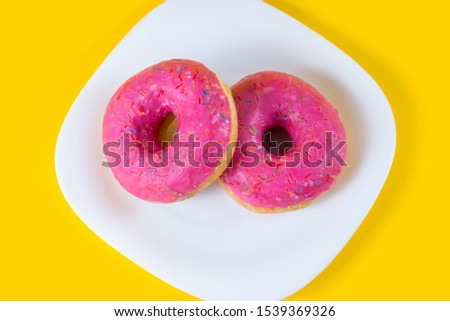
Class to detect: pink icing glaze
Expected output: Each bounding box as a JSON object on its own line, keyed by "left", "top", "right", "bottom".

{"left": 103, "top": 59, "right": 234, "bottom": 203}
{"left": 220, "top": 71, "right": 347, "bottom": 211}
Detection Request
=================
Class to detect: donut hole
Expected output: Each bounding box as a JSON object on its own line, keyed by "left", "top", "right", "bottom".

{"left": 159, "top": 112, "right": 179, "bottom": 148}
{"left": 262, "top": 126, "right": 293, "bottom": 156}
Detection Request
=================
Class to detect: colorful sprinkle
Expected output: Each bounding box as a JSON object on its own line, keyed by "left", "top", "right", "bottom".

{"left": 249, "top": 124, "right": 257, "bottom": 136}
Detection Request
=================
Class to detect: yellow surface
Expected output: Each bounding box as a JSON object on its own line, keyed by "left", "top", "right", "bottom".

{"left": 1, "top": 0, "right": 449, "bottom": 300}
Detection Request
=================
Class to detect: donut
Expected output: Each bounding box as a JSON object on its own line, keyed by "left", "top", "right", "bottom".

{"left": 220, "top": 71, "right": 347, "bottom": 213}
{"left": 103, "top": 59, "right": 237, "bottom": 203}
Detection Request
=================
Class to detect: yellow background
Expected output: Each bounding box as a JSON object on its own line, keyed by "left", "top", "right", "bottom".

{"left": 1, "top": 0, "right": 449, "bottom": 300}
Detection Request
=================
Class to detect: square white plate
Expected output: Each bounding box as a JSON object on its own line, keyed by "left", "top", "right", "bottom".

{"left": 55, "top": 0, "right": 396, "bottom": 300}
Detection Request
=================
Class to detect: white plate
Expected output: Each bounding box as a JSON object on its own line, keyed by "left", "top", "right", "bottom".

{"left": 55, "top": 0, "right": 396, "bottom": 300}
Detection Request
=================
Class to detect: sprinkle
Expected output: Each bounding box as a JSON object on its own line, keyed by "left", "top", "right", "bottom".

{"left": 219, "top": 113, "right": 228, "bottom": 121}
{"left": 249, "top": 124, "right": 256, "bottom": 136}
{"left": 315, "top": 180, "right": 322, "bottom": 185}
{"left": 202, "top": 89, "right": 207, "bottom": 96}
{"left": 164, "top": 186, "right": 179, "bottom": 196}
{"left": 129, "top": 129, "right": 136, "bottom": 133}
{"left": 137, "top": 105, "right": 146, "bottom": 115}
{"left": 244, "top": 99, "right": 252, "bottom": 104}
{"left": 296, "top": 187, "right": 303, "bottom": 193}
{"left": 288, "top": 173, "right": 294, "bottom": 184}
{"left": 259, "top": 147, "right": 263, "bottom": 153}
{"left": 289, "top": 190, "right": 299, "bottom": 199}
{"left": 178, "top": 67, "right": 184, "bottom": 72}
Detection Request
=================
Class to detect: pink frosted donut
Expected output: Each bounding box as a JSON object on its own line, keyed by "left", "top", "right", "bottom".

{"left": 103, "top": 59, "right": 237, "bottom": 203}
{"left": 220, "top": 71, "right": 347, "bottom": 213}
